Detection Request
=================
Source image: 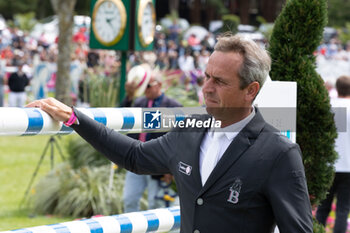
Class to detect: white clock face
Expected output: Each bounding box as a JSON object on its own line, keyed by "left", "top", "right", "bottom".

{"left": 93, "top": 0, "right": 126, "bottom": 45}
{"left": 138, "top": 0, "right": 155, "bottom": 47}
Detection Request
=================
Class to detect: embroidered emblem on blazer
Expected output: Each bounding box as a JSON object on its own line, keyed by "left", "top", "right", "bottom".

{"left": 227, "top": 178, "right": 242, "bottom": 204}
{"left": 178, "top": 161, "right": 192, "bottom": 175}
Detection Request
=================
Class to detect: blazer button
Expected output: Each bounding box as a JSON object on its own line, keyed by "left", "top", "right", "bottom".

{"left": 194, "top": 230, "right": 200, "bottom": 233}
{"left": 196, "top": 198, "right": 204, "bottom": 205}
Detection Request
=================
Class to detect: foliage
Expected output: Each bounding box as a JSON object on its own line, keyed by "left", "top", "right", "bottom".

{"left": 165, "top": 86, "right": 200, "bottom": 107}
{"left": 0, "top": 0, "right": 90, "bottom": 20}
{"left": 7, "top": 12, "right": 37, "bottom": 32}
{"left": 32, "top": 70, "right": 123, "bottom": 217}
{"left": 257, "top": 16, "right": 274, "bottom": 42}
{"left": 81, "top": 71, "right": 120, "bottom": 107}
{"left": 32, "top": 163, "right": 125, "bottom": 217}
{"left": 75, "top": 0, "right": 91, "bottom": 16}
{"left": 269, "top": 0, "right": 337, "bottom": 216}
{"left": 313, "top": 218, "right": 326, "bottom": 233}
{"left": 221, "top": 14, "right": 240, "bottom": 35}
{"left": 35, "top": 0, "right": 54, "bottom": 19}
{"left": 328, "top": 0, "right": 350, "bottom": 27}
{"left": 337, "top": 23, "right": 350, "bottom": 45}
{"left": 32, "top": 69, "right": 121, "bottom": 218}
{"left": 167, "top": 9, "right": 179, "bottom": 21}
{"left": 66, "top": 136, "right": 110, "bottom": 169}
{"left": 0, "top": 0, "right": 37, "bottom": 20}
{"left": 207, "top": 0, "right": 229, "bottom": 15}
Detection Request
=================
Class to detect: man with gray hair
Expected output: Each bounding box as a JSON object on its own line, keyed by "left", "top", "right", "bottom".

{"left": 27, "top": 34, "right": 313, "bottom": 232}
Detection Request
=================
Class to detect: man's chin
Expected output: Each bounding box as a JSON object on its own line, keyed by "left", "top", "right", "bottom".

{"left": 206, "top": 106, "right": 249, "bottom": 118}
{"left": 206, "top": 106, "right": 222, "bottom": 116}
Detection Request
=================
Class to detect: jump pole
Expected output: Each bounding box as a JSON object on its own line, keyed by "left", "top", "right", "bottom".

{"left": 0, "top": 206, "right": 180, "bottom": 233}
{"left": 0, "top": 107, "right": 206, "bottom": 136}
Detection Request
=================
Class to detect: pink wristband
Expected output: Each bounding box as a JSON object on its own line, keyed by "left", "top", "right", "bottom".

{"left": 63, "top": 110, "right": 77, "bottom": 127}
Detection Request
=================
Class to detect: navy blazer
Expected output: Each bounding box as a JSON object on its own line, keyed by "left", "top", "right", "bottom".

{"left": 121, "top": 94, "right": 182, "bottom": 141}
{"left": 72, "top": 108, "right": 313, "bottom": 233}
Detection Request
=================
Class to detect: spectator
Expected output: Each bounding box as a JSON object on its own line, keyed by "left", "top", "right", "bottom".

{"left": 201, "top": 33, "right": 215, "bottom": 52}
{"left": 178, "top": 49, "right": 195, "bottom": 76}
{"left": 195, "top": 76, "right": 205, "bottom": 105}
{"left": 316, "top": 75, "right": 350, "bottom": 233}
{"left": 197, "top": 49, "right": 210, "bottom": 72}
{"left": 167, "top": 40, "right": 178, "bottom": 69}
{"left": 121, "top": 64, "right": 182, "bottom": 212}
{"left": 187, "top": 33, "right": 200, "bottom": 47}
{"left": 87, "top": 50, "right": 100, "bottom": 68}
{"left": 155, "top": 51, "right": 169, "bottom": 69}
{"left": 0, "top": 58, "right": 5, "bottom": 106}
{"left": 168, "top": 19, "right": 181, "bottom": 44}
{"left": 188, "top": 34, "right": 201, "bottom": 51}
{"left": 73, "top": 27, "right": 88, "bottom": 44}
{"left": 8, "top": 63, "right": 29, "bottom": 107}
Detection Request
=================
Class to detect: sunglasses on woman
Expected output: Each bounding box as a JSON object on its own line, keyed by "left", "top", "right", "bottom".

{"left": 147, "top": 81, "right": 158, "bottom": 88}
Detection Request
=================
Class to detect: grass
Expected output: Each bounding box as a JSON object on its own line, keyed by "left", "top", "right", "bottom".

{"left": 0, "top": 135, "right": 74, "bottom": 231}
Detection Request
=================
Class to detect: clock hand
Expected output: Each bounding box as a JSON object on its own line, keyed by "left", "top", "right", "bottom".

{"left": 106, "top": 17, "right": 115, "bottom": 24}
{"left": 105, "top": 19, "right": 116, "bottom": 34}
{"left": 106, "top": 17, "right": 118, "bottom": 32}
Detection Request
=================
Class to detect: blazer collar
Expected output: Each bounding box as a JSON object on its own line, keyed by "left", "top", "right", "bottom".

{"left": 198, "top": 107, "right": 266, "bottom": 195}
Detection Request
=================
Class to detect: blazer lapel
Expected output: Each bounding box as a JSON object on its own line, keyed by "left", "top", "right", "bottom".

{"left": 199, "top": 108, "right": 266, "bottom": 195}
{"left": 188, "top": 129, "right": 207, "bottom": 190}
{"left": 180, "top": 114, "right": 211, "bottom": 191}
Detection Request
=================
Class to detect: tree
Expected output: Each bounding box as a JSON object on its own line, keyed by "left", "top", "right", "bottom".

{"left": 169, "top": 0, "right": 179, "bottom": 16}
{"left": 206, "top": 0, "right": 229, "bottom": 15}
{"left": 269, "top": 0, "right": 337, "bottom": 211}
{"left": 50, "top": 0, "right": 77, "bottom": 105}
{"left": 221, "top": 14, "right": 240, "bottom": 34}
{"left": 35, "top": 0, "right": 54, "bottom": 19}
{"left": 0, "top": 0, "right": 37, "bottom": 19}
{"left": 190, "top": 0, "right": 201, "bottom": 24}
{"left": 260, "top": 0, "right": 280, "bottom": 22}
{"left": 0, "top": 0, "right": 89, "bottom": 20}
{"left": 238, "top": 0, "right": 250, "bottom": 24}
{"left": 328, "top": 0, "right": 350, "bottom": 27}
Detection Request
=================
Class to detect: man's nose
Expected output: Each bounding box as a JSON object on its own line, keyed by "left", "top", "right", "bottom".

{"left": 202, "top": 78, "right": 214, "bottom": 93}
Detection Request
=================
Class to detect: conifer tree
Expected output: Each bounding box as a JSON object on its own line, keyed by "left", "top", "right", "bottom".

{"left": 269, "top": 0, "right": 337, "bottom": 209}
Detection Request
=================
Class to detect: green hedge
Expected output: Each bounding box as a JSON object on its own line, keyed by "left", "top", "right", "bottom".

{"left": 269, "top": 0, "right": 337, "bottom": 210}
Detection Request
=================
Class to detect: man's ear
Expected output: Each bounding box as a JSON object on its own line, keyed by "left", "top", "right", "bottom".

{"left": 245, "top": 81, "right": 260, "bottom": 101}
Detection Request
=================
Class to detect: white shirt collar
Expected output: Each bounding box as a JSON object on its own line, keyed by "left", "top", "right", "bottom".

{"left": 209, "top": 106, "right": 255, "bottom": 140}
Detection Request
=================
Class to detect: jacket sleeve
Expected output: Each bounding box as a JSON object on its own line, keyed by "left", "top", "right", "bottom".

{"left": 120, "top": 97, "right": 133, "bottom": 107}
{"left": 71, "top": 108, "right": 176, "bottom": 175}
{"left": 264, "top": 145, "right": 313, "bottom": 233}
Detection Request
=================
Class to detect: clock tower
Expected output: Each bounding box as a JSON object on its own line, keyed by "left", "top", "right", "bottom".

{"left": 89, "top": 0, "right": 155, "bottom": 51}
{"left": 89, "top": 0, "right": 156, "bottom": 101}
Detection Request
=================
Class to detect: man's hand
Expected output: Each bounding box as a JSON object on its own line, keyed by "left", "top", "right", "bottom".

{"left": 26, "top": 97, "right": 73, "bottom": 123}
{"left": 125, "top": 81, "right": 138, "bottom": 101}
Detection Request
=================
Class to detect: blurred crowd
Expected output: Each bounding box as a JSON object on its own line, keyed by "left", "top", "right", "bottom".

{"left": 316, "top": 38, "right": 350, "bottom": 61}
{"left": 0, "top": 19, "right": 220, "bottom": 107}
{"left": 315, "top": 37, "right": 350, "bottom": 97}
{"left": 3, "top": 18, "right": 349, "bottom": 108}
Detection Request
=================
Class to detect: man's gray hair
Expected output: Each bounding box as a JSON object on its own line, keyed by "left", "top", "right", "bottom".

{"left": 214, "top": 34, "right": 271, "bottom": 89}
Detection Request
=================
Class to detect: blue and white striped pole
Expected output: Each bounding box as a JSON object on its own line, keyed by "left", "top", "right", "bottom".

{"left": 0, "top": 107, "right": 205, "bottom": 136}
{"left": 0, "top": 206, "right": 180, "bottom": 233}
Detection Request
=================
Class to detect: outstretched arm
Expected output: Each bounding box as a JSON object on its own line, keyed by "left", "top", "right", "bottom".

{"left": 26, "top": 98, "right": 173, "bottom": 175}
